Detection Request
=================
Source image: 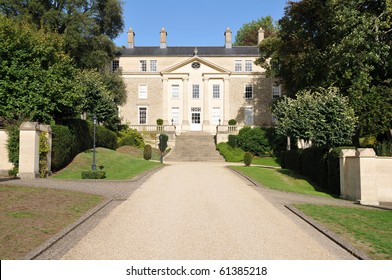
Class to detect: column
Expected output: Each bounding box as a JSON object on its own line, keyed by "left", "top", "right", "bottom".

{"left": 203, "top": 77, "right": 210, "bottom": 127}
{"left": 357, "top": 148, "right": 379, "bottom": 206}
{"left": 162, "top": 77, "right": 169, "bottom": 124}
{"left": 182, "top": 77, "right": 189, "bottom": 126}
{"left": 223, "top": 77, "right": 230, "bottom": 124}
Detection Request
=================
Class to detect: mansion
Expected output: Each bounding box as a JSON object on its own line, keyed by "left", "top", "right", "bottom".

{"left": 115, "top": 27, "right": 282, "bottom": 133}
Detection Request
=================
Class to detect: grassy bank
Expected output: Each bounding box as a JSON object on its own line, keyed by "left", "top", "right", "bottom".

{"left": 230, "top": 166, "right": 334, "bottom": 198}
{"left": 0, "top": 185, "right": 103, "bottom": 259}
{"left": 295, "top": 204, "right": 392, "bottom": 259}
{"left": 52, "top": 148, "right": 161, "bottom": 180}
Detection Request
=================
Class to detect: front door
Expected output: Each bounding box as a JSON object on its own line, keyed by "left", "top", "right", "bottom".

{"left": 190, "top": 107, "right": 202, "bottom": 131}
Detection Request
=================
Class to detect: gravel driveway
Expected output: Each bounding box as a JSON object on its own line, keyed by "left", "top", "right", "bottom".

{"left": 59, "top": 162, "right": 355, "bottom": 260}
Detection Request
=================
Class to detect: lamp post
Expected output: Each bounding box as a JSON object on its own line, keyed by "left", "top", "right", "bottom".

{"left": 92, "top": 115, "right": 97, "bottom": 170}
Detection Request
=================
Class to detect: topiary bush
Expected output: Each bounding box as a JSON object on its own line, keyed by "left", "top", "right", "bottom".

{"left": 216, "top": 142, "right": 244, "bottom": 162}
{"left": 143, "top": 144, "right": 152, "bottom": 160}
{"left": 96, "top": 125, "right": 117, "bottom": 150}
{"left": 236, "top": 126, "right": 273, "bottom": 157}
{"left": 81, "top": 170, "right": 106, "bottom": 179}
{"left": 228, "top": 134, "right": 237, "bottom": 148}
{"left": 117, "top": 127, "right": 144, "bottom": 148}
{"left": 51, "top": 124, "right": 76, "bottom": 172}
{"left": 156, "top": 119, "right": 164, "bottom": 125}
{"left": 158, "top": 134, "right": 168, "bottom": 163}
{"left": 228, "top": 119, "right": 237, "bottom": 125}
{"left": 244, "top": 152, "right": 253, "bottom": 166}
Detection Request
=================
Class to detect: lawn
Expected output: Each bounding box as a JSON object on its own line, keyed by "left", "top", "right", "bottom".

{"left": 252, "top": 157, "right": 281, "bottom": 167}
{"left": 230, "top": 166, "right": 334, "bottom": 198}
{"left": 52, "top": 147, "right": 161, "bottom": 180}
{"left": 295, "top": 204, "right": 392, "bottom": 260}
{"left": 0, "top": 185, "right": 103, "bottom": 259}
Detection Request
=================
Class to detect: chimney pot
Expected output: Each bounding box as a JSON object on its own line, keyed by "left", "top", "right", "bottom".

{"left": 224, "top": 27, "right": 232, "bottom": 49}
{"left": 127, "top": 27, "right": 135, "bottom": 49}
{"left": 160, "top": 27, "right": 167, "bottom": 49}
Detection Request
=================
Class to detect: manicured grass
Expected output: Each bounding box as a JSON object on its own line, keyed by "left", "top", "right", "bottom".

{"left": 295, "top": 204, "right": 392, "bottom": 260}
{"left": 252, "top": 157, "right": 281, "bottom": 167}
{"left": 230, "top": 166, "right": 334, "bottom": 198}
{"left": 52, "top": 147, "right": 161, "bottom": 180}
{"left": 0, "top": 185, "right": 103, "bottom": 259}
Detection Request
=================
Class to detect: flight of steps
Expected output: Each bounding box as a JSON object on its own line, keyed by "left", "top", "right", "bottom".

{"left": 165, "top": 132, "right": 225, "bottom": 162}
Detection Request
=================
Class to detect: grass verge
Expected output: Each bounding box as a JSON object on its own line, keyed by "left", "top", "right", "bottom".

{"left": 0, "top": 185, "right": 103, "bottom": 259}
{"left": 52, "top": 147, "right": 161, "bottom": 180}
{"left": 230, "top": 166, "right": 333, "bottom": 198}
{"left": 294, "top": 204, "right": 392, "bottom": 260}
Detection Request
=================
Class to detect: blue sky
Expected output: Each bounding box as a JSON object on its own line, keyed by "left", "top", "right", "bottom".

{"left": 114, "top": 0, "right": 290, "bottom": 47}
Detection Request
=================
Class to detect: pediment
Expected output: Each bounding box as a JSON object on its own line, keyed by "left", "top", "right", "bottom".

{"left": 161, "top": 57, "right": 231, "bottom": 74}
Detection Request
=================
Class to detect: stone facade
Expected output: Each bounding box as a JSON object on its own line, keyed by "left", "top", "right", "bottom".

{"left": 116, "top": 27, "right": 281, "bottom": 134}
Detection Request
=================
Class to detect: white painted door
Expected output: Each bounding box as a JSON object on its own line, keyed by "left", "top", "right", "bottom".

{"left": 190, "top": 107, "right": 202, "bottom": 131}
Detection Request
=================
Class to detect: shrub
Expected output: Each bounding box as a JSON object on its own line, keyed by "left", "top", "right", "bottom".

{"left": 236, "top": 126, "right": 273, "bottom": 157}
{"left": 244, "top": 152, "right": 253, "bottom": 166}
{"left": 51, "top": 125, "right": 76, "bottom": 172}
{"left": 96, "top": 125, "right": 117, "bottom": 150}
{"left": 158, "top": 134, "right": 169, "bottom": 163}
{"left": 81, "top": 170, "right": 106, "bottom": 179}
{"left": 156, "top": 119, "right": 164, "bottom": 125}
{"left": 117, "top": 127, "right": 144, "bottom": 148}
{"left": 143, "top": 144, "right": 152, "bottom": 160}
{"left": 301, "top": 146, "right": 328, "bottom": 189}
{"left": 5, "top": 124, "right": 20, "bottom": 168}
{"left": 228, "top": 134, "right": 237, "bottom": 148}
{"left": 39, "top": 132, "right": 49, "bottom": 178}
{"left": 216, "top": 142, "right": 244, "bottom": 162}
{"left": 8, "top": 167, "right": 18, "bottom": 177}
{"left": 282, "top": 149, "right": 302, "bottom": 173}
{"left": 375, "top": 141, "right": 392, "bottom": 156}
{"left": 228, "top": 119, "right": 237, "bottom": 125}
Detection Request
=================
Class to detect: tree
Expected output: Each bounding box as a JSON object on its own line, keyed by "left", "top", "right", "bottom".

{"left": 272, "top": 88, "right": 357, "bottom": 147}
{"left": 234, "top": 16, "right": 277, "bottom": 46}
{"left": 0, "top": 0, "right": 124, "bottom": 69}
{"left": 259, "top": 0, "right": 392, "bottom": 138}
{"left": 0, "top": 16, "right": 82, "bottom": 124}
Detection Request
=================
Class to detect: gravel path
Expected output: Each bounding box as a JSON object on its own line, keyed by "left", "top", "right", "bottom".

{"left": 57, "top": 162, "right": 355, "bottom": 260}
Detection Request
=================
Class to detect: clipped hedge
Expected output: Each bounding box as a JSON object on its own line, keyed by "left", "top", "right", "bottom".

{"left": 228, "top": 134, "right": 237, "bottom": 148}
{"left": 236, "top": 126, "right": 273, "bottom": 157}
{"left": 217, "top": 142, "right": 244, "bottom": 162}
{"left": 244, "top": 152, "right": 253, "bottom": 166}
{"left": 52, "top": 119, "right": 117, "bottom": 172}
{"left": 81, "top": 170, "right": 106, "bottom": 179}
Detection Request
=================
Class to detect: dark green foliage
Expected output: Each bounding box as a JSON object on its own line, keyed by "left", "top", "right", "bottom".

{"left": 244, "top": 152, "right": 253, "bottom": 166}
{"left": 228, "top": 135, "right": 237, "bottom": 148}
{"left": 327, "top": 148, "right": 344, "bottom": 195}
{"left": 51, "top": 119, "right": 117, "bottom": 172}
{"left": 265, "top": 127, "right": 287, "bottom": 157}
{"left": 282, "top": 149, "right": 303, "bottom": 174}
{"left": 5, "top": 124, "right": 20, "bottom": 168}
{"left": 228, "top": 119, "right": 237, "bottom": 125}
{"left": 158, "top": 134, "right": 168, "bottom": 153}
{"left": 143, "top": 145, "right": 152, "bottom": 160}
{"left": 117, "top": 128, "right": 145, "bottom": 148}
{"left": 8, "top": 167, "right": 18, "bottom": 177}
{"left": 216, "top": 142, "right": 244, "bottom": 162}
{"left": 81, "top": 170, "right": 106, "bottom": 179}
{"left": 301, "top": 147, "right": 328, "bottom": 190}
{"left": 375, "top": 141, "right": 392, "bottom": 156}
{"left": 156, "top": 119, "right": 164, "bottom": 125}
{"left": 236, "top": 127, "right": 273, "bottom": 157}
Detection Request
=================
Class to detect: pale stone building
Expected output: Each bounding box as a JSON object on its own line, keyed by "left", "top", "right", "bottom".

{"left": 115, "top": 27, "right": 281, "bottom": 134}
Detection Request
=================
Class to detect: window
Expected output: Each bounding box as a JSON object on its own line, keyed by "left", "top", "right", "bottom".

{"left": 235, "top": 60, "right": 242, "bottom": 72}
{"left": 171, "top": 107, "right": 180, "bottom": 125}
{"left": 138, "top": 85, "right": 147, "bottom": 99}
{"left": 245, "top": 85, "right": 253, "bottom": 99}
{"left": 212, "top": 84, "right": 220, "bottom": 99}
{"left": 192, "top": 84, "right": 200, "bottom": 99}
{"left": 171, "top": 84, "right": 180, "bottom": 99}
{"left": 139, "top": 60, "right": 147, "bottom": 72}
{"left": 272, "top": 84, "right": 281, "bottom": 98}
{"left": 150, "top": 60, "right": 157, "bottom": 72}
{"left": 138, "top": 107, "right": 147, "bottom": 124}
{"left": 212, "top": 107, "right": 221, "bottom": 125}
{"left": 244, "top": 107, "right": 254, "bottom": 125}
{"left": 245, "top": 60, "right": 253, "bottom": 72}
{"left": 112, "top": 60, "right": 119, "bottom": 72}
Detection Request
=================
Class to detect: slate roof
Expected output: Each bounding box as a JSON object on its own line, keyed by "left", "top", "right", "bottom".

{"left": 117, "top": 46, "right": 259, "bottom": 57}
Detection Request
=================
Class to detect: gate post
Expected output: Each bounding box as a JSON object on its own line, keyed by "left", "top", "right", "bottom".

{"left": 18, "top": 122, "right": 40, "bottom": 179}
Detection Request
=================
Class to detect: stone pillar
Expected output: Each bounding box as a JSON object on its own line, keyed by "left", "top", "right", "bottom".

{"left": 357, "top": 148, "right": 379, "bottom": 206}
{"left": 162, "top": 77, "right": 169, "bottom": 124}
{"left": 203, "top": 77, "right": 210, "bottom": 127}
{"left": 223, "top": 77, "right": 230, "bottom": 124}
{"left": 258, "top": 28, "right": 265, "bottom": 44}
{"left": 339, "top": 149, "right": 356, "bottom": 200}
{"left": 182, "top": 77, "right": 189, "bottom": 126}
{"left": 18, "top": 122, "right": 40, "bottom": 179}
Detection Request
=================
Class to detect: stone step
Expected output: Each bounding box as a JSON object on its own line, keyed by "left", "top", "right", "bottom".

{"left": 165, "top": 133, "right": 225, "bottom": 162}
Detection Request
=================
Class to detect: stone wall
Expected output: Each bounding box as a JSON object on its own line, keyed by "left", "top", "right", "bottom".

{"left": 340, "top": 148, "right": 392, "bottom": 206}
{"left": 0, "top": 129, "right": 13, "bottom": 174}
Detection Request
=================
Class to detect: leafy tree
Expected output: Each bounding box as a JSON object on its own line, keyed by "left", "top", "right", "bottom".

{"left": 0, "top": 0, "right": 124, "bottom": 69}
{"left": 259, "top": 0, "right": 392, "bottom": 138}
{"left": 0, "top": 16, "right": 82, "bottom": 124}
{"left": 234, "top": 16, "right": 278, "bottom": 46}
{"left": 272, "top": 87, "right": 357, "bottom": 147}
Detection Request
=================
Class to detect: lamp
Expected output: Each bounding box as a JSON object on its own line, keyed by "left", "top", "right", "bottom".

{"left": 92, "top": 115, "right": 97, "bottom": 171}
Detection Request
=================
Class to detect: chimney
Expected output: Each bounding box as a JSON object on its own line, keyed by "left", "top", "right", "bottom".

{"left": 224, "top": 27, "right": 232, "bottom": 48}
{"left": 258, "top": 27, "right": 265, "bottom": 44}
{"left": 127, "top": 27, "right": 135, "bottom": 48}
{"left": 160, "top": 27, "right": 167, "bottom": 49}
